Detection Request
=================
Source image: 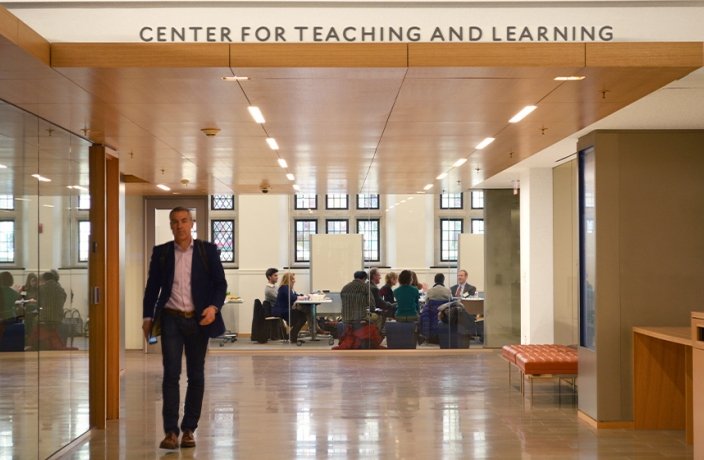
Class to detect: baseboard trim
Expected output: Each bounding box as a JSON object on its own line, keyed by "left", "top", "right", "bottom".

{"left": 578, "top": 410, "right": 634, "bottom": 429}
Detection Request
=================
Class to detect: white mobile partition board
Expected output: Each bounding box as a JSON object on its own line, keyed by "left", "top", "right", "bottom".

{"left": 459, "top": 233, "right": 485, "bottom": 292}
{"left": 311, "top": 234, "right": 363, "bottom": 292}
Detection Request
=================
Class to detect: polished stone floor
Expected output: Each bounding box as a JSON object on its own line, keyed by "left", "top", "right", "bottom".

{"left": 62, "top": 348, "right": 692, "bottom": 459}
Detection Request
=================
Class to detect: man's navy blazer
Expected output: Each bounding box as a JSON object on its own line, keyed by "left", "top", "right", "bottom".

{"left": 143, "top": 239, "right": 228, "bottom": 338}
{"left": 450, "top": 283, "right": 477, "bottom": 297}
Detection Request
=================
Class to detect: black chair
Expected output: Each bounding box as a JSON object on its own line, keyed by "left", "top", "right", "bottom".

{"left": 250, "top": 299, "right": 269, "bottom": 343}
{"left": 262, "top": 300, "right": 288, "bottom": 343}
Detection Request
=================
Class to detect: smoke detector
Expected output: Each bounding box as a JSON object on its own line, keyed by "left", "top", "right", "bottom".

{"left": 201, "top": 128, "right": 221, "bottom": 137}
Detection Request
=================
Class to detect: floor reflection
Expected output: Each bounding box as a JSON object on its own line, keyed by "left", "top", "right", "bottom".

{"left": 68, "top": 350, "right": 692, "bottom": 459}
{"left": 0, "top": 350, "right": 90, "bottom": 459}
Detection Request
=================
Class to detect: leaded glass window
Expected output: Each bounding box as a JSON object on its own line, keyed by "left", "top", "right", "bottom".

{"left": 211, "top": 219, "right": 235, "bottom": 262}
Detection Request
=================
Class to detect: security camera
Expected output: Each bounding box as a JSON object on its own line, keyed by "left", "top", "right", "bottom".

{"left": 260, "top": 181, "right": 270, "bottom": 193}
{"left": 261, "top": 186, "right": 270, "bottom": 194}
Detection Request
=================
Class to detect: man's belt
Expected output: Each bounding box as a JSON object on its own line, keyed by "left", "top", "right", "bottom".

{"left": 163, "top": 308, "right": 195, "bottom": 319}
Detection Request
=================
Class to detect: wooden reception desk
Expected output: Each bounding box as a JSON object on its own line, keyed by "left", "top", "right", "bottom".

{"left": 632, "top": 326, "right": 693, "bottom": 444}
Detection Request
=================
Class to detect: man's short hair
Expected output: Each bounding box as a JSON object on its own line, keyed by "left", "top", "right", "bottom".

{"left": 434, "top": 273, "right": 445, "bottom": 285}
{"left": 369, "top": 268, "right": 379, "bottom": 278}
{"left": 353, "top": 270, "right": 368, "bottom": 280}
{"left": 265, "top": 268, "right": 278, "bottom": 279}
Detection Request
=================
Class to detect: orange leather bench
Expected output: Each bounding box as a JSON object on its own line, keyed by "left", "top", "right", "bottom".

{"left": 501, "top": 344, "right": 578, "bottom": 401}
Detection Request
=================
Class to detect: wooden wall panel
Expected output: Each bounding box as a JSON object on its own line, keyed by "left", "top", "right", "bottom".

{"left": 52, "top": 43, "right": 230, "bottom": 67}
{"left": 586, "top": 42, "right": 704, "bottom": 67}
{"left": 0, "top": 5, "right": 49, "bottom": 65}
{"left": 229, "top": 43, "right": 407, "bottom": 67}
{"left": 409, "top": 43, "right": 585, "bottom": 67}
{"left": 0, "top": 7, "right": 17, "bottom": 42}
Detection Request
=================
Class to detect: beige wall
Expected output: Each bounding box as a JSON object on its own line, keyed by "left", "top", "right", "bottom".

{"left": 577, "top": 130, "right": 704, "bottom": 422}
{"left": 553, "top": 160, "right": 579, "bottom": 345}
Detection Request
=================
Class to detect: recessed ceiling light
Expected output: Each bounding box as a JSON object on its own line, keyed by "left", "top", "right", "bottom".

{"left": 31, "top": 174, "right": 51, "bottom": 182}
{"left": 277, "top": 159, "right": 288, "bottom": 168}
{"left": 436, "top": 172, "right": 448, "bottom": 180}
{"left": 42, "top": 204, "right": 54, "bottom": 208}
{"left": 509, "top": 105, "right": 537, "bottom": 123}
{"left": 266, "top": 137, "right": 279, "bottom": 150}
{"left": 221, "top": 75, "right": 249, "bottom": 81}
{"left": 201, "top": 128, "right": 221, "bottom": 137}
{"left": 248, "top": 106, "right": 265, "bottom": 124}
{"left": 156, "top": 184, "right": 170, "bottom": 191}
{"left": 475, "top": 137, "right": 495, "bottom": 150}
{"left": 554, "top": 76, "right": 586, "bottom": 81}
{"left": 423, "top": 184, "right": 433, "bottom": 191}
{"left": 452, "top": 158, "right": 467, "bottom": 168}
{"left": 292, "top": 184, "right": 301, "bottom": 191}
{"left": 0, "top": 164, "right": 7, "bottom": 169}
{"left": 286, "top": 173, "right": 295, "bottom": 181}
{"left": 416, "top": 191, "right": 424, "bottom": 194}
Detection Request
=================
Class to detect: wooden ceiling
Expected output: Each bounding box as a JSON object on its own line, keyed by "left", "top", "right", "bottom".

{"left": 0, "top": 8, "right": 702, "bottom": 196}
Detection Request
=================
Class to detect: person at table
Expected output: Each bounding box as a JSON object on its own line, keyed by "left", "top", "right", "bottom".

{"left": 341, "top": 270, "right": 381, "bottom": 330}
{"left": 273, "top": 273, "right": 307, "bottom": 344}
{"left": 264, "top": 268, "right": 279, "bottom": 310}
{"left": 410, "top": 271, "right": 426, "bottom": 293}
{"left": 450, "top": 269, "right": 477, "bottom": 298}
{"left": 21, "top": 272, "right": 39, "bottom": 302}
{"left": 379, "top": 272, "right": 397, "bottom": 305}
{"left": 0, "top": 271, "right": 19, "bottom": 321}
{"left": 394, "top": 270, "right": 420, "bottom": 322}
{"left": 425, "top": 273, "right": 452, "bottom": 302}
{"left": 369, "top": 268, "right": 395, "bottom": 321}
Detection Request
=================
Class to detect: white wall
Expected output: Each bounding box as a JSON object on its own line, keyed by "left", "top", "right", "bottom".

{"left": 520, "top": 168, "right": 554, "bottom": 344}
{"left": 124, "top": 195, "right": 146, "bottom": 350}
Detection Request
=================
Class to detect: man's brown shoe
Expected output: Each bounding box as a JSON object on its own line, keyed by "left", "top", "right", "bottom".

{"left": 159, "top": 433, "right": 179, "bottom": 450}
{"left": 181, "top": 431, "right": 196, "bottom": 448}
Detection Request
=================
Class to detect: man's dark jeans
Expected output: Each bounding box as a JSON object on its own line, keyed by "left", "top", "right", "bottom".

{"left": 161, "top": 312, "right": 209, "bottom": 435}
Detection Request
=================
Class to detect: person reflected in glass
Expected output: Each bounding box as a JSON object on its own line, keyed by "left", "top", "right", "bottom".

{"left": 379, "top": 271, "right": 397, "bottom": 305}
{"left": 37, "top": 270, "right": 68, "bottom": 349}
{"left": 0, "top": 271, "right": 19, "bottom": 321}
{"left": 273, "top": 273, "right": 307, "bottom": 344}
{"left": 394, "top": 270, "right": 420, "bottom": 322}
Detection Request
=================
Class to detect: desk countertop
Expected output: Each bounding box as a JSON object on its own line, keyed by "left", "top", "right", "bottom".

{"left": 633, "top": 326, "right": 691, "bottom": 346}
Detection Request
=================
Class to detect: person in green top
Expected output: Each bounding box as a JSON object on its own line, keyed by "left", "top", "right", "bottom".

{"left": 393, "top": 270, "right": 420, "bottom": 322}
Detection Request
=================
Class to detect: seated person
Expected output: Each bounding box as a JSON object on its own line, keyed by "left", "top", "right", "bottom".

{"left": 341, "top": 271, "right": 381, "bottom": 330}
{"left": 369, "top": 268, "right": 395, "bottom": 319}
{"left": 393, "top": 270, "right": 420, "bottom": 322}
{"left": 0, "top": 271, "right": 19, "bottom": 322}
{"left": 273, "top": 273, "right": 307, "bottom": 344}
{"left": 378, "top": 272, "right": 397, "bottom": 305}
{"left": 264, "top": 267, "right": 279, "bottom": 312}
{"left": 425, "top": 273, "right": 452, "bottom": 301}
{"left": 450, "top": 269, "right": 477, "bottom": 298}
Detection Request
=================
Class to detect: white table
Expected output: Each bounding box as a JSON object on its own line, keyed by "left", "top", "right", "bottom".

{"left": 295, "top": 299, "right": 332, "bottom": 341}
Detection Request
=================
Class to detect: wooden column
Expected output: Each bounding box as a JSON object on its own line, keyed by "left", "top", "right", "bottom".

{"left": 106, "top": 154, "right": 120, "bottom": 420}
{"left": 88, "top": 144, "right": 106, "bottom": 429}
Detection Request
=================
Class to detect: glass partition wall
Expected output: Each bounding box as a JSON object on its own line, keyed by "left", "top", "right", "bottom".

{"left": 0, "top": 101, "right": 91, "bottom": 458}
